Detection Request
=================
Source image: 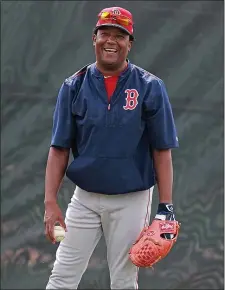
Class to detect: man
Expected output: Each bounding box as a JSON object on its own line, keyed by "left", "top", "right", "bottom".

{"left": 44, "top": 6, "right": 179, "bottom": 289}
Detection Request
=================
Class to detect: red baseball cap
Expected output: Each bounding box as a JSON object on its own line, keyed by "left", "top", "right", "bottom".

{"left": 95, "top": 7, "right": 134, "bottom": 40}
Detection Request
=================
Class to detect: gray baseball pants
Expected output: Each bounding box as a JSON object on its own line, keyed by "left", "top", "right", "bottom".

{"left": 46, "top": 186, "right": 154, "bottom": 289}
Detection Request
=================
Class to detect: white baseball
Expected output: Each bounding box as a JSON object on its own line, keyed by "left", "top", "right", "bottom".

{"left": 54, "top": 225, "right": 65, "bottom": 242}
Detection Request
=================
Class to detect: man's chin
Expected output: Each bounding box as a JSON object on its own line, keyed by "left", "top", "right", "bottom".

{"left": 97, "top": 57, "right": 125, "bottom": 72}
{"left": 101, "top": 59, "right": 119, "bottom": 68}
{"left": 103, "top": 59, "right": 117, "bottom": 65}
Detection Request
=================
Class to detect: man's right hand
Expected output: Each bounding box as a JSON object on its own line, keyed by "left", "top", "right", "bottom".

{"left": 44, "top": 201, "right": 67, "bottom": 244}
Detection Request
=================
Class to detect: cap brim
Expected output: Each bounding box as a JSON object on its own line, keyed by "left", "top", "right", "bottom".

{"left": 95, "top": 24, "right": 134, "bottom": 40}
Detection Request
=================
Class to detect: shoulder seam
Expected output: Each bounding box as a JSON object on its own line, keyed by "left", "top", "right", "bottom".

{"left": 71, "top": 65, "right": 90, "bottom": 78}
{"left": 64, "top": 64, "right": 91, "bottom": 86}
{"left": 133, "top": 64, "right": 163, "bottom": 82}
{"left": 71, "top": 64, "right": 90, "bottom": 78}
{"left": 134, "top": 65, "right": 161, "bottom": 80}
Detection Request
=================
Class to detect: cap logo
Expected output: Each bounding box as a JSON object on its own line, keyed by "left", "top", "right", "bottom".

{"left": 112, "top": 9, "right": 121, "bottom": 15}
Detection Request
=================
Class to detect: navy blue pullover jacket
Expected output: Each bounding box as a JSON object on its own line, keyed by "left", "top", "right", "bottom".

{"left": 51, "top": 60, "right": 179, "bottom": 194}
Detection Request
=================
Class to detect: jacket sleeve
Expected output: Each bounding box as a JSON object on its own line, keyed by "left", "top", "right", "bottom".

{"left": 50, "top": 79, "right": 76, "bottom": 149}
{"left": 143, "top": 78, "right": 179, "bottom": 149}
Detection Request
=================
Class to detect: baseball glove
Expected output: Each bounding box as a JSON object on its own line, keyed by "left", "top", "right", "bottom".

{"left": 129, "top": 219, "right": 180, "bottom": 268}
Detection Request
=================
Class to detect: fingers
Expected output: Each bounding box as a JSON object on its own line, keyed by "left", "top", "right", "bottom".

{"left": 58, "top": 216, "right": 67, "bottom": 232}
{"left": 44, "top": 215, "right": 56, "bottom": 244}
{"left": 44, "top": 215, "right": 67, "bottom": 243}
{"left": 45, "top": 220, "right": 56, "bottom": 244}
{"left": 48, "top": 221, "right": 56, "bottom": 244}
{"left": 44, "top": 205, "right": 67, "bottom": 243}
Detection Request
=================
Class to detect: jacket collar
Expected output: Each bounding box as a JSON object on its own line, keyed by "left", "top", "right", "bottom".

{"left": 90, "top": 59, "right": 132, "bottom": 80}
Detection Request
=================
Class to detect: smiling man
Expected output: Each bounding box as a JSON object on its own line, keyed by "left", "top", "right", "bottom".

{"left": 44, "top": 6, "right": 179, "bottom": 290}
{"left": 94, "top": 7, "right": 133, "bottom": 72}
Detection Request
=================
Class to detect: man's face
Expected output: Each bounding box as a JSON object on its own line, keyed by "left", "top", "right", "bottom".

{"left": 93, "top": 26, "right": 132, "bottom": 70}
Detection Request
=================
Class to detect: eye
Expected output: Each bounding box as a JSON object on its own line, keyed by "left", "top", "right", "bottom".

{"left": 117, "top": 34, "right": 125, "bottom": 39}
{"left": 101, "top": 32, "right": 109, "bottom": 37}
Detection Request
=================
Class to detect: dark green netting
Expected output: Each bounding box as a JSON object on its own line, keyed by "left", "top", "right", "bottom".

{"left": 1, "top": 1, "right": 224, "bottom": 289}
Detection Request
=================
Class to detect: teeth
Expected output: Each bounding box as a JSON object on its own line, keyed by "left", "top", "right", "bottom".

{"left": 105, "top": 48, "right": 117, "bottom": 52}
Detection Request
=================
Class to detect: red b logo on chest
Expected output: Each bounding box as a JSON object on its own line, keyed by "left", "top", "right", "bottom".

{"left": 123, "top": 89, "right": 139, "bottom": 110}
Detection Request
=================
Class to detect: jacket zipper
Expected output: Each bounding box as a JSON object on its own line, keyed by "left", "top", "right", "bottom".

{"left": 107, "top": 103, "right": 111, "bottom": 126}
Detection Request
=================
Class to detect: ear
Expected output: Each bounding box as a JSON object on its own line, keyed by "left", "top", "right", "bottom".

{"left": 92, "top": 34, "right": 97, "bottom": 46}
{"left": 128, "top": 41, "right": 133, "bottom": 52}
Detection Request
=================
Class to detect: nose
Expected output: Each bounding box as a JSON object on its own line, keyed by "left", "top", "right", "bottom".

{"left": 106, "top": 35, "right": 117, "bottom": 43}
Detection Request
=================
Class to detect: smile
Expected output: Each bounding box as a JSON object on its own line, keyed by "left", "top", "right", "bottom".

{"left": 104, "top": 48, "right": 117, "bottom": 53}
